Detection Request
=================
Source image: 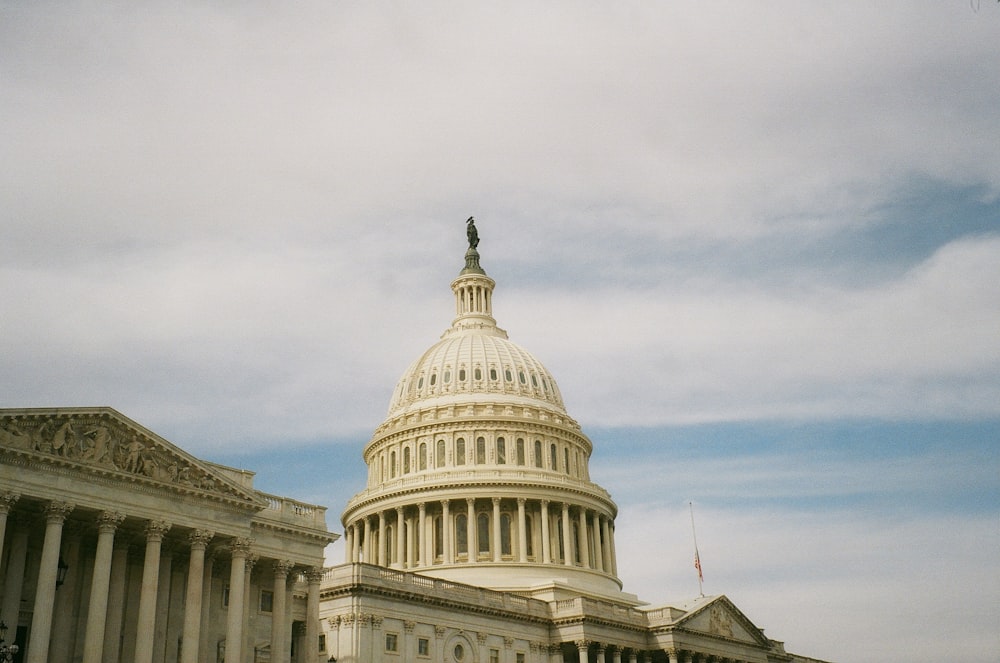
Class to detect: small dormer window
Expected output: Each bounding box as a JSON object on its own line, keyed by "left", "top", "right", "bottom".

{"left": 417, "top": 376, "right": 424, "bottom": 389}
{"left": 429, "top": 373, "right": 437, "bottom": 386}
{"left": 518, "top": 371, "right": 526, "bottom": 384}
{"left": 505, "top": 368, "right": 513, "bottom": 382}
{"left": 490, "top": 367, "right": 498, "bottom": 381}
{"left": 443, "top": 370, "right": 451, "bottom": 383}
{"left": 531, "top": 374, "right": 538, "bottom": 387}
{"left": 459, "top": 368, "right": 467, "bottom": 382}
{"left": 474, "top": 367, "right": 482, "bottom": 381}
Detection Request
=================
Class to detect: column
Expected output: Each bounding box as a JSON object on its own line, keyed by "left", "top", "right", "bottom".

{"left": 405, "top": 512, "right": 415, "bottom": 568}
{"left": 377, "top": 512, "right": 387, "bottom": 566}
{"left": 179, "top": 529, "right": 213, "bottom": 663}
{"left": 601, "top": 518, "right": 612, "bottom": 574}
{"left": 0, "top": 491, "right": 19, "bottom": 560}
{"left": 198, "top": 548, "right": 217, "bottom": 663}
{"left": 561, "top": 503, "right": 573, "bottom": 566}
{"left": 596, "top": 643, "right": 607, "bottom": 663}
{"left": 666, "top": 649, "right": 679, "bottom": 663}
{"left": 465, "top": 498, "right": 476, "bottom": 562}
{"left": 609, "top": 522, "right": 618, "bottom": 575}
{"left": 104, "top": 538, "right": 131, "bottom": 663}
{"left": 592, "top": 512, "right": 604, "bottom": 572}
{"left": 132, "top": 519, "right": 171, "bottom": 663}
{"left": 25, "top": 500, "right": 74, "bottom": 663}
{"left": 576, "top": 640, "right": 591, "bottom": 663}
{"left": 152, "top": 542, "right": 175, "bottom": 663}
{"left": 540, "top": 500, "right": 551, "bottom": 564}
{"left": 394, "top": 507, "right": 405, "bottom": 569}
{"left": 611, "top": 645, "right": 623, "bottom": 663}
{"left": 82, "top": 511, "right": 126, "bottom": 663}
{"left": 224, "top": 537, "right": 253, "bottom": 663}
{"left": 629, "top": 651, "right": 638, "bottom": 663}
{"left": 271, "top": 561, "right": 294, "bottom": 663}
{"left": 517, "top": 498, "right": 528, "bottom": 562}
{"left": 305, "top": 568, "right": 323, "bottom": 663}
{"left": 241, "top": 553, "right": 259, "bottom": 663}
{"left": 0, "top": 517, "right": 28, "bottom": 638}
{"left": 549, "top": 644, "right": 563, "bottom": 663}
{"left": 577, "top": 508, "right": 590, "bottom": 569}
{"left": 417, "top": 502, "right": 427, "bottom": 566}
{"left": 351, "top": 522, "right": 360, "bottom": 563}
{"left": 442, "top": 500, "right": 453, "bottom": 564}
{"left": 344, "top": 524, "right": 354, "bottom": 564}
{"left": 491, "top": 497, "right": 502, "bottom": 562}
{"left": 363, "top": 517, "right": 373, "bottom": 564}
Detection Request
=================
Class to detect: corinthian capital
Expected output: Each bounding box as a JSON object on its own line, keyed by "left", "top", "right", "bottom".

{"left": 97, "top": 511, "right": 126, "bottom": 533}
{"left": 45, "top": 500, "right": 75, "bottom": 522}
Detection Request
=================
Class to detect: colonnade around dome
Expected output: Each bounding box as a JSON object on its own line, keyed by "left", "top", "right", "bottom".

{"left": 342, "top": 494, "right": 619, "bottom": 590}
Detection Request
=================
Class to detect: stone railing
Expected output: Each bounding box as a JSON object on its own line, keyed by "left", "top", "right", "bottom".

{"left": 550, "top": 596, "right": 649, "bottom": 628}
{"left": 256, "top": 491, "right": 328, "bottom": 530}
{"left": 321, "top": 563, "right": 548, "bottom": 619}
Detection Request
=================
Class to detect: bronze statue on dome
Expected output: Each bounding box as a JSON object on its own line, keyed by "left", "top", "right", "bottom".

{"left": 466, "top": 216, "right": 479, "bottom": 249}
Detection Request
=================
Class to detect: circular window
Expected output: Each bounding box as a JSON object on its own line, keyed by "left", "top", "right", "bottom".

{"left": 453, "top": 643, "right": 465, "bottom": 661}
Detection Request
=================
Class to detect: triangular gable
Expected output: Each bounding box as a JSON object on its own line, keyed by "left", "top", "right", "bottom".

{"left": 0, "top": 407, "right": 265, "bottom": 509}
{"left": 675, "top": 595, "right": 770, "bottom": 646}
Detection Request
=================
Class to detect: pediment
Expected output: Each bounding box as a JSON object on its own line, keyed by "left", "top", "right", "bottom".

{"left": 0, "top": 407, "right": 264, "bottom": 508}
{"left": 677, "top": 596, "right": 770, "bottom": 646}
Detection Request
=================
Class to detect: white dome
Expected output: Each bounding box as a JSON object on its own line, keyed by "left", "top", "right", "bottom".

{"left": 387, "top": 329, "right": 567, "bottom": 417}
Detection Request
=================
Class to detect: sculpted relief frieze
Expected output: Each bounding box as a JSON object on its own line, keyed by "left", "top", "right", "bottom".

{"left": 0, "top": 413, "right": 246, "bottom": 501}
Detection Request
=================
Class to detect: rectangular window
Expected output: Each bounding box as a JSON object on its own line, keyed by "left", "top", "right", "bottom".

{"left": 385, "top": 633, "right": 398, "bottom": 652}
{"left": 318, "top": 634, "right": 326, "bottom": 652}
{"left": 222, "top": 583, "right": 230, "bottom": 608}
{"left": 517, "top": 654, "right": 526, "bottom": 663}
{"left": 490, "top": 649, "right": 500, "bottom": 663}
{"left": 259, "top": 589, "right": 273, "bottom": 613}
{"left": 418, "top": 638, "right": 430, "bottom": 657}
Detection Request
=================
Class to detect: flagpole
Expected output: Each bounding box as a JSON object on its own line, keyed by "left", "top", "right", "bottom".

{"left": 689, "top": 501, "right": 704, "bottom": 597}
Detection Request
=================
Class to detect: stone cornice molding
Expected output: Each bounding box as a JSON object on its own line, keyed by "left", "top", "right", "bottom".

{"left": 344, "top": 477, "right": 616, "bottom": 519}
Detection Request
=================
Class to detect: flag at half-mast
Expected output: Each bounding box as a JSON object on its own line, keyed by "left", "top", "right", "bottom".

{"left": 694, "top": 549, "right": 704, "bottom": 582}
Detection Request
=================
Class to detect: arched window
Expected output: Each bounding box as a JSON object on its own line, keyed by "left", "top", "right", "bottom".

{"left": 390, "top": 451, "right": 397, "bottom": 479}
{"left": 477, "top": 513, "right": 490, "bottom": 555}
{"left": 403, "top": 447, "right": 411, "bottom": 474}
{"left": 434, "top": 516, "right": 443, "bottom": 558}
{"left": 476, "top": 437, "right": 486, "bottom": 464}
{"left": 516, "top": 438, "right": 525, "bottom": 465}
{"left": 549, "top": 443, "right": 557, "bottom": 471}
{"left": 500, "top": 513, "right": 512, "bottom": 556}
{"left": 496, "top": 437, "right": 506, "bottom": 464}
{"left": 534, "top": 440, "right": 542, "bottom": 468}
{"left": 436, "top": 439, "right": 446, "bottom": 468}
{"left": 419, "top": 443, "right": 427, "bottom": 471}
{"left": 456, "top": 514, "right": 468, "bottom": 555}
{"left": 456, "top": 438, "right": 466, "bottom": 465}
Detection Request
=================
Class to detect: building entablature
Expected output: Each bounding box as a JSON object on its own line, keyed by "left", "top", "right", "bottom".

{"left": 345, "top": 473, "right": 616, "bottom": 515}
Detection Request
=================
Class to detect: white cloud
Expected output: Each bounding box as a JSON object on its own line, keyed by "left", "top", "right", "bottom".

{"left": 614, "top": 502, "right": 1000, "bottom": 663}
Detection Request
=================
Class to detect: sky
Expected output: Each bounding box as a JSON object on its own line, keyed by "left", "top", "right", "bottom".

{"left": 2, "top": 3, "right": 999, "bottom": 661}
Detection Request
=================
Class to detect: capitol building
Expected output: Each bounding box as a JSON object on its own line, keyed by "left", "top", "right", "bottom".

{"left": 0, "top": 222, "right": 830, "bottom": 663}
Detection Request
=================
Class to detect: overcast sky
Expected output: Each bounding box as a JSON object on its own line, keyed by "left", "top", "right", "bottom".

{"left": 2, "top": 3, "right": 999, "bottom": 662}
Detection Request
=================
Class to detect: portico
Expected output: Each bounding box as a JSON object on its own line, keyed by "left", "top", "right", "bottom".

{"left": 0, "top": 407, "right": 336, "bottom": 663}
